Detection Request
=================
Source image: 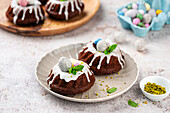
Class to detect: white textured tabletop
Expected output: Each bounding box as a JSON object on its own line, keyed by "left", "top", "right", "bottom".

{"left": 0, "top": 0, "right": 170, "bottom": 113}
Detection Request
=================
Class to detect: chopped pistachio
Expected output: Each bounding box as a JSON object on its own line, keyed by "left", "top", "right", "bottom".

{"left": 144, "top": 82, "right": 166, "bottom": 95}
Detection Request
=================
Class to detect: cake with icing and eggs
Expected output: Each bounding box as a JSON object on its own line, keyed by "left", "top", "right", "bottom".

{"left": 78, "top": 39, "right": 125, "bottom": 75}
{"left": 6, "top": 0, "right": 45, "bottom": 26}
{"left": 47, "top": 57, "right": 95, "bottom": 95}
{"left": 46, "top": 0, "right": 84, "bottom": 20}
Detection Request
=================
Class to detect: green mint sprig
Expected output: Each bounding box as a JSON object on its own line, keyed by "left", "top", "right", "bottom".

{"left": 107, "top": 87, "right": 117, "bottom": 93}
{"left": 128, "top": 99, "right": 138, "bottom": 107}
{"left": 104, "top": 44, "right": 117, "bottom": 55}
{"left": 69, "top": 65, "right": 84, "bottom": 75}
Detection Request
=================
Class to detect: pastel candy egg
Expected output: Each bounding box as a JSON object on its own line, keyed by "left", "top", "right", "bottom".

{"left": 135, "top": 39, "right": 147, "bottom": 52}
{"left": 125, "top": 9, "right": 139, "bottom": 18}
{"left": 19, "top": 0, "right": 28, "bottom": 7}
{"left": 96, "top": 40, "right": 108, "bottom": 52}
{"left": 145, "top": 24, "right": 150, "bottom": 28}
{"left": 94, "top": 39, "right": 102, "bottom": 45}
{"left": 148, "top": 9, "right": 156, "bottom": 18}
{"left": 118, "top": 11, "right": 124, "bottom": 16}
{"left": 58, "top": 57, "right": 72, "bottom": 72}
{"left": 157, "top": 12, "right": 167, "bottom": 22}
{"left": 122, "top": 8, "right": 128, "bottom": 14}
{"left": 133, "top": 18, "right": 140, "bottom": 25}
{"left": 138, "top": 22, "right": 145, "bottom": 27}
{"left": 156, "top": 10, "right": 163, "bottom": 15}
{"left": 113, "top": 32, "right": 126, "bottom": 44}
{"left": 142, "top": 14, "right": 152, "bottom": 24}
{"left": 136, "top": 13, "right": 143, "bottom": 20}
{"left": 74, "top": 63, "right": 79, "bottom": 66}
{"left": 127, "top": 4, "right": 132, "bottom": 10}
{"left": 145, "top": 3, "right": 151, "bottom": 11}
{"left": 132, "top": 3, "right": 138, "bottom": 9}
{"left": 139, "top": 10, "right": 145, "bottom": 15}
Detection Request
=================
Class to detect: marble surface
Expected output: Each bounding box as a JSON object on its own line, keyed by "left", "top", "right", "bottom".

{"left": 0, "top": 0, "right": 170, "bottom": 113}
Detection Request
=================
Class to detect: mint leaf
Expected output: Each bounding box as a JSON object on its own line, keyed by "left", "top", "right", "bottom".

{"left": 69, "top": 67, "right": 73, "bottom": 74}
{"left": 73, "top": 65, "right": 84, "bottom": 71}
{"left": 107, "top": 87, "right": 117, "bottom": 93}
{"left": 104, "top": 44, "right": 117, "bottom": 55}
{"left": 72, "top": 70, "right": 76, "bottom": 75}
{"left": 104, "top": 50, "right": 109, "bottom": 55}
{"left": 69, "top": 65, "right": 84, "bottom": 75}
{"left": 128, "top": 100, "right": 138, "bottom": 107}
{"left": 109, "top": 44, "right": 117, "bottom": 52}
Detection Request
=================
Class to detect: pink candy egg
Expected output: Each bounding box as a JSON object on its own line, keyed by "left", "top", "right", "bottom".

{"left": 133, "top": 18, "right": 140, "bottom": 25}
{"left": 132, "top": 3, "right": 138, "bottom": 9}
{"left": 19, "top": 0, "right": 28, "bottom": 7}
{"left": 139, "top": 10, "right": 145, "bottom": 15}
{"left": 145, "top": 24, "right": 150, "bottom": 28}
{"left": 122, "top": 8, "right": 128, "bottom": 14}
{"left": 74, "top": 63, "right": 79, "bottom": 66}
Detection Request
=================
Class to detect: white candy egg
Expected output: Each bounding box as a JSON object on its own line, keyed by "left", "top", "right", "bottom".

{"left": 113, "top": 32, "right": 126, "bottom": 44}
{"left": 96, "top": 40, "right": 108, "bottom": 52}
{"left": 58, "top": 57, "right": 72, "bottom": 72}
{"left": 135, "top": 39, "right": 147, "bottom": 52}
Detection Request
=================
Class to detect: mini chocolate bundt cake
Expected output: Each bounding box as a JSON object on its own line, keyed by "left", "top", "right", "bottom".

{"left": 47, "top": 57, "right": 95, "bottom": 95}
{"left": 78, "top": 39, "right": 125, "bottom": 75}
{"left": 46, "top": 0, "right": 84, "bottom": 20}
{"left": 39, "top": 0, "right": 48, "bottom": 5}
{"left": 6, "top": 0, "right": 45, "bottom": 26}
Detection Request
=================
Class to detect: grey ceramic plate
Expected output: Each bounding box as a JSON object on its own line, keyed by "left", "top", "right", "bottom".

{"left": 35, "top": 43, "right": 139, "bottom": 103}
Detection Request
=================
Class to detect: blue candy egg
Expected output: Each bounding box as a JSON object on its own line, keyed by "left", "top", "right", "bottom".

{"left": 94, "top": 39, "right": 102, "bottom": 45}
{"left": 158, "top": 12, "right": 167, "bottom": 22}
{"left": 118, "top": 11, "right": 124, "bottom": 16}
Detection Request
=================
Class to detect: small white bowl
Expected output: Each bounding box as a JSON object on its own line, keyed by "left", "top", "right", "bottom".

{"left": 140, "top": 76, "right": 170, "bottom": 101}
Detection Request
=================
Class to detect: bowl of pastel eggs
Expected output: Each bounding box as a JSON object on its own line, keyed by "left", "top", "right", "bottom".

{"left": 116, "top": 0, "right": 170, "bottom": 37}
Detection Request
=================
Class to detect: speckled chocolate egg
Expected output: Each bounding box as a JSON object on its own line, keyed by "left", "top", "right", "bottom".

{"left": 136, "top": 13, "right": 143, "bottom": 20}
{"left": 96, "top": 40, "right": 108, "bottom": 52}
{"left": 139, "top": 10, "right": 145, "bottom": 15}
{"left": 118, "top": 11, "right": 124, "bottom": 16}
{"left": 135, "top": 39, "right": 147, "bottom": 52}
{"left": 138, "top": 22, "right": 145, "bottom": 27}
{"left": 122, "top": 8, "right": 128, "bottom": 14}
{"left": 113, "top": 32, "right": 126, "bottom": 44}
{"left": 125, "top": 9, "right": 138, "bottom": 18}
{"left": 148, "top": 9, "right": 156, "bottom": 18}
{"left": 132, "top": 3, "right": 138, "bottom": 9}
{"left": 58, "top": 57, "right": 72, "bottom": 72}
{"left": 145, "top": 3, "right": 151, "bottom": 11}
{"left": 142, "top": 14, "right": 152, "bottom": 24}
{"left": 133, "top": 18, "right": 140, "bottom": 25}
{"left": 127, "top": 4, "right": 132, "bottom": 10}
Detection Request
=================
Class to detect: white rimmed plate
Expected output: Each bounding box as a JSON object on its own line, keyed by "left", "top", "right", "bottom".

{"left": 35, "top": 43, "right": 139, "bottom": 103}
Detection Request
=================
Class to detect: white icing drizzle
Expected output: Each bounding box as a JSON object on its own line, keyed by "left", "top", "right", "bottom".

{"left": 46, "top": 0, "right": 83, "bottom": 20}
{"left": 47, "top": 59, "right": 93, "bottom": 86}
{"left": 11, "top": 0, "right": 44, "bottom": 24}
{"left": 81, "top": 40, "right": 125, "bottom": 70}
